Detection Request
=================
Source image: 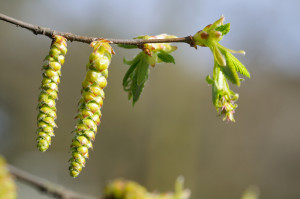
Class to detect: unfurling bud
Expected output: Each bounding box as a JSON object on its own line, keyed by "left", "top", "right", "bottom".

{"left": 213, "top": 46, "right": 226, "bottom": 66}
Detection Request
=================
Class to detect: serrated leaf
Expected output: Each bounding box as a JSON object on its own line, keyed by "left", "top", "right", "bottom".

{"left": 136, "top": 53, "right": 149, "bottom": 86}
{"left": 122, "top": 52, "right": 150, "bottom": 106}
{"left": 132, "top": 82, "right": 145, "bottom": 106}
{"left": 157, "top": 51, "right": 175, "bottom": 64}
{"left": 224, "top": 51, "right": 250, "bottom": 78}
{"left": 217, "top": 47, "right": 240, "bottom": 86}
{"left": 219, "top": 62, "right": 240, "bottom": 86}
{"left": 123, "top": 52, "right": 145, "bottom": 89}
{"left": 123, "top": 52, "right": 142, "bottom": 65}
{"left": 122, "top": 60, "right": 138, "bottom": 88}
{"left": 215, "top": 23, "right": 230, "bottom": 35}
{"left": 118, "top": 44, "right": 138, "bottom": 49}
{"left": 131, "top": 71, "right": 146, "bottom": 106}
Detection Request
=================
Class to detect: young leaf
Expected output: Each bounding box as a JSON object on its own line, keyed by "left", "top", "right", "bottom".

{"left": 212, "top": 82, "right": 219, "bottom": 107}
{"left": 206, "top": 75, "right": 214, "bottom": 85}
{"left": 219, "top": 62, "right": 240, "bottom": 86}
{"left": 157, "top": 51, "right": 175, "bottom": 64}
{"left": 123, "top": 52, "right": 142, "bottom": 65}
{"left": 122, "top": 52, "right": 150, "bottom": 105}
{"left": 218, "top": 47, "right": 240, "bottom": 86}
{"left": 224, "top": 51, "right": 250, "bottom": 78}
{"left": 123, "top": 52, "right": 144, "bottom": 89}
{"left": 132, "top": 79, "right": 145, "bottom": 106}
{"left": 136, "top": 53, "right": 149, "bottom": 86}
{"left": 215, "top": 23, "right": 230, "bottom": 35}
{"left": 213, "top": 46, "right": 226, "bottom": 66}
{"left": 123, "top": 60, "right": 138, "bottom": 88}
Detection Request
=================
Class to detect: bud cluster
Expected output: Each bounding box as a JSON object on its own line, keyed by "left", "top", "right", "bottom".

{"left": 104, "top": 177, "right": 190, "bottom": 199}
{"left": 105, "top": 179, "right": 147, "bottom": 199}
{"left": 36, "top": 35, "right": 67, "bottom": 152}
{"left": 136, "top": 34, "right": 177, "bottom": 66}
{"left": 69, "top": 40, "right": 114, "bottom": 177}
{"left": 207, "top": 66, "right": 239, "bottom": 122}
{"left": 193, "top": 16, "right": 249, "bottom": 122}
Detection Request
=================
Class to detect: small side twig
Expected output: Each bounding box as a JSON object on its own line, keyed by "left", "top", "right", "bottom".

{"left": 8, "top": 164, "right": 97, "bottom": 199}
{"left": 0, "top": 13, "right": 196, "bottom": 47}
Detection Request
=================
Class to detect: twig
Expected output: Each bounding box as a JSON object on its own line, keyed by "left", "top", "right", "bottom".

{"left": 8, "top": 164, "right": 97, "bottom": 199}
{"left": 0, "top": 13, "right": 196, "bottom": 46}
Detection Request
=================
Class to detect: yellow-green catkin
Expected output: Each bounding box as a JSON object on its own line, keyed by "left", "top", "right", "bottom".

{"left": 36, "top": 35, "right": 67, "bottom": 152}
{"left": 0, "top": 156, "right": 17, "bottom": 199}
{"left": 69, "top": 40, "right": 114, "bottom": 178}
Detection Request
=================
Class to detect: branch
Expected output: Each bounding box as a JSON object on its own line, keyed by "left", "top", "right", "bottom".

{"left": 0, "top": 13, "right": 195, "bottom": 46}
{"left": 7, "top": 164, "right": 97, "bottom": 199}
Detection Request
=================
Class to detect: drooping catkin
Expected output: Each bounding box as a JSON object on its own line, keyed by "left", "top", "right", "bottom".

{"left": 36, "top": 35, "right": 67, "bottom": 152}
{"left": 69, "top": 40, "right": 114, "bottom": 177}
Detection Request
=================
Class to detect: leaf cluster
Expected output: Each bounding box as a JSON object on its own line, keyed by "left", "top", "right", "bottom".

{"left": 218, "top": 46, "right": 250, "bottom": 86}
{"left": 123, "top": 52, "right": 149, "bottom": 105}
{"left": 122, "top": 51, "right": 175, "bottom": 105}
{"left": 215, "top": 23, "right": 231, "bottom": 35}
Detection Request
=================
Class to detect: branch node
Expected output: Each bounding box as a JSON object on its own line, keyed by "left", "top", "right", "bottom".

{"left": 188, "top": 35, "right": 197, "bottom": 49}
{"left": 41, "top": 27, "right": 46, "bottom": 35}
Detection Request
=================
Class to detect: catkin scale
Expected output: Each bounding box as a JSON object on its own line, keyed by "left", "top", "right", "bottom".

{"left": 36, "top": 35, "right": 67, "bottom": 152}
{"left": 69, "top": 40, "right": 114, "bottom": 178}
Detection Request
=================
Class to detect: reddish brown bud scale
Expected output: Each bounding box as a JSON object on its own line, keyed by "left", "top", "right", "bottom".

{"left": 200, "top": 32, "right": 209, "bottom": 39}
{"left": 214, "top": 31, "right": 222, "bottom": 38}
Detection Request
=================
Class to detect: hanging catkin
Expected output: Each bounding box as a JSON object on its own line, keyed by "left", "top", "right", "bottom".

{"left": 36, "top": 35, "right": 67, "bottom": 152}
{"left": 69, "top": 40, "right": 114, "bottom": 177}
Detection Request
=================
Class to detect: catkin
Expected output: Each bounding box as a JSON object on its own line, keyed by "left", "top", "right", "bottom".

{"left": 36, "top": 35, "right": 67, "bottom": 152}
{"left": 69, "top": 40, "right": 114, "bottom": 178}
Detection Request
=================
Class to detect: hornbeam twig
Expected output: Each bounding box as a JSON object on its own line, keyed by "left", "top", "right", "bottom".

{"left": 0, "top": 13, "right": 196, "bottom": 46}
{"left": 8, "top": 164, "right": 97, "bottom": 199}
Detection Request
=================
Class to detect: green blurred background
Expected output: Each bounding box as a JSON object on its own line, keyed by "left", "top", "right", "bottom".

{"left": 1, "top": 0, "right": 300, "bottom": 198}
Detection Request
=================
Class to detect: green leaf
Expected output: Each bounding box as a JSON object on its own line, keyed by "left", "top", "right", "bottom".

{"left": 123, "top": 52, "right": 144, "bottom": 89}
{"left": 224, "top": 51, "right": 250, "bottom": 78}
{"left": 122, "top": 60, "right": 138, "bottom": 88}
{"left": 219, "top": 62, "right": 240, "bottom": 86}
{"left": 212, "top": 82, "right": 219, "bottom": 107}
{"left": 215, "top": 23, "right": 230, "bottom": 35}
{"left": 217, "top": 47, "right": 240, "bottom": 86}
{"left": 206, "top": 75, "right": 214, "bottom": 84}
{"left": 130, "top": 69, "right": 146, "bottom": 106}
{"left": 132, "top": 80, "right": 145, "bottom": 106}
{"left": 123, "top": 52, "right": 142, "bottom": 65}
{"left": 157, "top": 51, "right": 175, "bottom": 64}
{"left": 136, "top": 54, "right": 149, "bottom": 86}
{"left": 122, "top": 52, "right": 150, "bottom": 106}
{"left": 118, "top": 44, "right": 138, "bottom": 49}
